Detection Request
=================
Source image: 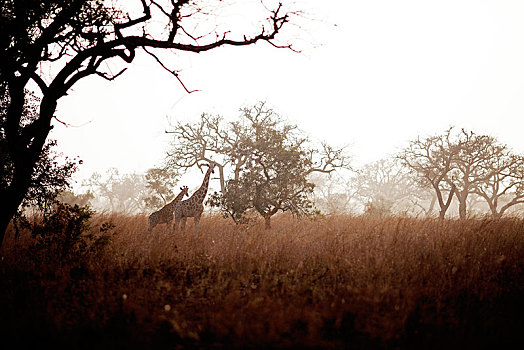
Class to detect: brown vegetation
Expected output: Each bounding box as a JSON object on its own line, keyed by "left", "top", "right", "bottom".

{"left": 1, "top": 214, "right": 523, "bottom": 348}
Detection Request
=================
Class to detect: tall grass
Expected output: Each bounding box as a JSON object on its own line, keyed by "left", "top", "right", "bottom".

{"left": 1, "top": 213, "right": 523, "bottom": 348}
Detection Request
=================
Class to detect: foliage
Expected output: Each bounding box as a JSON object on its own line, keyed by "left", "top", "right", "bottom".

{"left": 168, "top": 102, "right": 349, "bottom": 227}
{"left": 31, "top": 202, "right": 97, "bottom": 262}
{"left": 143, "top": 168, "right": 180, "bottom": 210}
{"left": 84, "top": 168, "right": 149, "bottom": 214}
{"left": 57, "top": 189, "right": 95, "bottom": 207}
{"left": 0, "top": 0, "right": 297, "bottom": 241}
{"left": 1, "top": 84, "right": 80, "bottom": 215}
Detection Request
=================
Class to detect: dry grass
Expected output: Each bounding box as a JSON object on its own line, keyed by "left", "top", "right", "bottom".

{"left": 1, "top": 214, "right": 523, "bottom": 349}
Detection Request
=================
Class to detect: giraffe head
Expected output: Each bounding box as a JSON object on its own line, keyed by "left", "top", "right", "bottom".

{"left": 180, "top": 185, "right": 189, "bottom": 197}
{"left": 207, "top": 161, "right": 216, "bottom": 174}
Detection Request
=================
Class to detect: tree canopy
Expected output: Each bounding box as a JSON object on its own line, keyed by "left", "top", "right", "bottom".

{"left": 166, "top": 102, "right": 350, "bottom": 228}
{"left": 0, "top": 0, "right": 298, "bottom": 242}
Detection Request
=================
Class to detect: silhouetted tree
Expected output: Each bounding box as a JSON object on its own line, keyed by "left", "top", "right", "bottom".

{"left": 0, "top": 0, "right": 298, "bottom": 243}
{"left": 1, "top": 84, "right": 79, "bottom": 219}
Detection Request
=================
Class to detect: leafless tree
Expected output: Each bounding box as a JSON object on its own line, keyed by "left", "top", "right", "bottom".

{"left": 398, "top": 128, "right": 457, "bottom": 219}
{"left": 474, "top": 152, "right": 524, "bottom": 218}
{"left": 449, "top": 129, "right": 507, "bottom": 219}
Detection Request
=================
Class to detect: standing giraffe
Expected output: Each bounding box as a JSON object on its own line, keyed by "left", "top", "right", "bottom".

{"left": 148, "top": 186, "right": 189, "bottom": 233}
{"left": 173, "top": 162, "right": 215, "bottom": 232}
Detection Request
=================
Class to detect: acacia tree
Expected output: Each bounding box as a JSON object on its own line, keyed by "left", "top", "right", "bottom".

{"left": 398, "top": 128, "right": 457, "bottom": 219}
{"left": 0, "top": 0, "right": 297, "bottom": 242}
{"left": 400, "top": 127, "right": 524, "bottom": 219}
{"left": 167, "top": 102, "right": 350, "bottom": 227}
{"left": 474, "top": 152, "right": 524, "bottom": 218}
{"left": 449, "top": 129, "right": 507, "bottom": 219}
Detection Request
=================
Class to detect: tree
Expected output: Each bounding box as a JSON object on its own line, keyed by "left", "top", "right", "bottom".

{"left": 398, "top": 128, "right": 457, "bottom": 219}
{"left": 399, "top": 127, "right": 524, "bottom": 219}
{"left": 310, "top": 171, "right": 358, "bottom": 215}
{"left": 0, "top": 0, "right": 297, "bottom": 243}
{"left": 85, "top": 169, "right": 148, "bottom": 214}
{"left": 353, "top": 158, "right": 417, "bottom": 217}
{"left": 448, "top": 129, "right": 506, "bottom": 219}
{"left": 1, "top": 84, "right": 80, "bottom": 218}
{"left": 473, "top": 152, "right": 524, "bottom": 218}
{"left": 143, "top": 168, "right": 180, "bottom": 210}
{"left": 167, "top": 102, "right": 350, "bottom": 228}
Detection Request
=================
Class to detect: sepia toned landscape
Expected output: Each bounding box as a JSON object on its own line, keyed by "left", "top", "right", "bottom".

{"left": 2, "top": 1, "right": 524, "bottom": 349}
{"left": 1, "top": 213, "right": 523, "bottom": 348}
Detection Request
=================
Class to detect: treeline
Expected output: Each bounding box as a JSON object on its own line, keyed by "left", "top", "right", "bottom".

{"left": 63, "top": 104, "right": 524, "bottom": 224}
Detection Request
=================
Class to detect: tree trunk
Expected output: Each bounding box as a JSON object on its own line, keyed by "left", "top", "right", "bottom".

{"left": 1, "top": 91, "right": 55, "bottom": 247}
{"left": 0, "top": 172, "right": 33, "bottom": 246}
{"left": 456, "top": 191, "right": 467, "bottom": 220}
{"left": 436, "top": 185, "right": 455, "bottom": 219}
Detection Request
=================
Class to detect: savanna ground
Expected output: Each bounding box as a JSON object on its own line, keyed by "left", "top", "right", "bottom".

{"left": 1, "top": 210, "right": 523, "bottom": 349}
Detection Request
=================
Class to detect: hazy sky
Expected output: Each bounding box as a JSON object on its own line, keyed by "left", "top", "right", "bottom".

{"left": 51, "top": 0, "right": 524, "bottom": 186}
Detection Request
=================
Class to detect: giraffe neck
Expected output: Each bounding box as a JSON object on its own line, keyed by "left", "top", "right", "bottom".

{"left": 189, "top": 168, "right": 212, "bottom": 204}
{"left": 166, "top": 190, "right": 186, "bottom": 208}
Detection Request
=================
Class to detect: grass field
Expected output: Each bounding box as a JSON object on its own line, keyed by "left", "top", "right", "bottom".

{"left": 1, "top": 213, "right": 523, "bottom": 349}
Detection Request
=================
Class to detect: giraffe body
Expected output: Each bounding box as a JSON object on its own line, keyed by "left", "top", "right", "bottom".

{"left": 174, "top": 163, "right": 215, "bottom": 232}
{"left": 148, "top": 186, "right": 189, "bottom": 233}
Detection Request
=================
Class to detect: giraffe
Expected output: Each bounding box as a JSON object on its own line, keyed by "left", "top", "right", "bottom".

{"left": 173, "top": 162, "right": 215, "bottom": 232}
{"left": 148, "top": 186, "right": 189, "bottom": 233}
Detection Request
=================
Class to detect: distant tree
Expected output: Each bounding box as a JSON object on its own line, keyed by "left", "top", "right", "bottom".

{"left": 310, "top": 172, "right": 358, "bottom": 215}
{"left": 352, "top": 158, "right": 417, "bottom": 217}
{"left": 0, "top": 0, "right": 299, "bottom": 243}
{"left": 57, "top": 190, "right": 94, "bottom": 207}
{"left": 85, "top": 169, "right": 148, "bottom": 214}
{"left": 448, "top": 129, "right": 507, "bottom": 219}
{"left": 398, "top": 128, "right": 457, "bottom": 219}
{"left": 168, "top": 103, "right": 350, "bottom": 228}
{"left": 399, "top": 127, "right": 524, "bottom": 219}
{"left": 473, "top": 152, "right": 524, "bottom": 218}
{"left": 143, "top": 168, "right": 180, "bottom": 210}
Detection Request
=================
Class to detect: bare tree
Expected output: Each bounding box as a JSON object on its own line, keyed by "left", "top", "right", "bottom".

{"left": 449, "top": 129, "right": 506, "bottom": 219}
{"left": 0, "top": 0, "right": 298, "bottom": 243}
{"left": 398, "top": 128, "right": 457, "bottom": 219}
{"left": 474, "top": 152, "right": 524, "bottom": 218}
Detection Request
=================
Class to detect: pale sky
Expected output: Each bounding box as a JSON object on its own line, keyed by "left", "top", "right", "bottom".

{"left": 51, "top": 0, "right": 524, "bottom": 188}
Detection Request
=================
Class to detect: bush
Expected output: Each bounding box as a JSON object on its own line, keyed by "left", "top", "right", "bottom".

{"left": 31, "top": 202, "right": 97, "bottom": 262}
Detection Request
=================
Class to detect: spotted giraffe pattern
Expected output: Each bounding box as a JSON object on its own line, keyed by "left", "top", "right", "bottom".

{"left": 148, "top": 186, "right": 189, "bottom": 233}
{"left": 173, "top": 162, "right": 215, "bottom": 232}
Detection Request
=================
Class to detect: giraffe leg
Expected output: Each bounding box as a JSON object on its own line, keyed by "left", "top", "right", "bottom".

{"left": 181, "top": 217, "right": 187, "bottom": 232}
{"left": 194, "top": 215, "right": 201, "bottom": 233}
{"left": 173, "top": 217, "right": 180, "bottom": 232}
